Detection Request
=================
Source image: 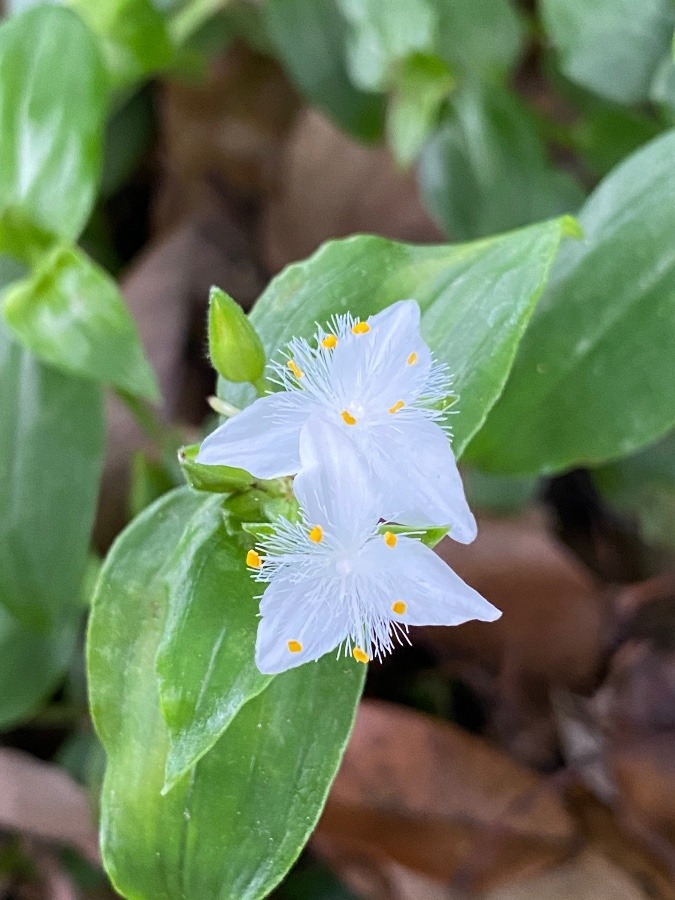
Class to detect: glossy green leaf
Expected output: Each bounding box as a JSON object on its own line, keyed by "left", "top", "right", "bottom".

{"left": 0, "top": 7, "right": 107, "bottom": 257}
{"left": 68, "top": 0, "right": 174, "bottom": 88}
{"left": 3, "top": 245, "right": 159, "bottom": 401}
{"left": 0, "top": 312, "right": 104, "bottom": 630}
{"left": 224, "top": 218, "right": 578, "bottom": 457}
{"left": 541, "top": 0, "right": 675, "bottom": 104}
{"left": 0, "top": 605, "right": 80, "bottom": 730}
{"left": 263, "top": 0, "right": 386, "bottom": 142}
{"left": 468, "top": 129, "right": 675, "bottom": 474}
{"left": 89, "top": 488, "right": 365, "bottom": 900}
{"left": 419, "top": 82, "right": 585, "bottom": 240}
{"left": 179, "top": 442, "right": 255, "bottom": 494}
{"left": 156, "top": 495, "right": 270, "bottom": 787}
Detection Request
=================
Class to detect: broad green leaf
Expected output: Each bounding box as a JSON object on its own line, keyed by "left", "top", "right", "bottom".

{"left": 0, "top": 7, "right": 107, "bottom": 257}
{"left": 387, "top": 53, "right": 454, "bottom": 167}
{"left": 541, "top": 0, "right": 675, "bottom": 104}
{"left": 433, "top": 0, "right": 523, "bottom": 76}
{"left": 179, "top": 442, "right": 254, "bottom": 493}
{"left": 263, "top": 0, "right": 386, "bottom": 142}
{"left": 468, "top": 129, "right": 675, "bottom": 475}
{"left": 156, "top": 495, "right": 270, "bottom": 787}
{"left": 0, "top": 313, "right": 104, "bottom": 630}
{"left": 419, "top": 82, "right": 585, "bottom": 240}
{"left": 68, "top": 0, "right": 174, "bottom": 88}
{"left": 223, "top": 218, "right": 578, "bottom": 457}
{"left": 89, "top": 488, "right": 365, "bottom": 900}
{"left": 0, "top": 605, "right": 79, "bottom": 730}
{"left": 3, "top": 245, "right": 159, "bottom": 401}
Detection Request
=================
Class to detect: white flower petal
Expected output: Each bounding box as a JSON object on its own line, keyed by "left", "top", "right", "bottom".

{"left": 196, "top": 393, "right": 309, "bottom": 479}
{"left": 255, "top": 576, "right": 346, "bottom": 674}
{"left": 363, "top": 535, "right": 500, "bottom": 626}
{"left": 374, "top": 414, "right": 477, "bottom": 541}
{"left": 294, "top": 417, "right": 381, "bottom": 540}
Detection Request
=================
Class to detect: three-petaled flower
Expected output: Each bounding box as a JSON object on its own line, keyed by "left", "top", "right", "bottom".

{"left": 250, "top": 419, "right": 500, "bottom": 674}
{"left": 197, "top": 300, "right": 476, "bottom": 540}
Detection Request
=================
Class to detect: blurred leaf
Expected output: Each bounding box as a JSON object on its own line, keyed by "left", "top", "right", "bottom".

{"left": 337, "top": 0, "right": 438, "bottom": 92}
{"left": 572, "top": 103, "right": 663, "bottom": 178}
{"left": 89, "top": 488, "right": 365, "bottom": 900}
{"left": 100, "top": 87, "right": 156, "bottom": 198}
{"left": 433, "top": 0, "right": 524, "bottom": 76}
{"left": 3, "top": 245, "right": 160, "bottom": 401}
{"left": 0, "top": 605, "right": 79, "bottom": 730}
{"left": 68, "top": 0, "right": 174, "bottom": 88}
{"left": 224, "top": 218, "right": 578, "bottom": 458}
{"left": 129, "top": 452, "right": 177, "bottom": 518}
{"left": 155, "top": 495, "right": 270, "bottom": 787}
{"left": 0, "top": 7, "right": 107, "bottom": 260}
{"left": 419, "top": 82, "right": 585, "bottom": 240}
{"left": 468, "top": 129, "right": 675, "bottom": 474}
{"left": 541, "top": 0, "right": 675, "bottom": 104}
{"left": 0, "top": 312, "right": 104, "bottom": 631}
{"left": 463, "top": 469, "right": 538, "bottom": 514}
{"left": 387, "top": 53, "right": 454, "bottom": 167}
{"left": 263, "top": 0, "right": 386, "bottom": 142}
{"left": 179, "top": 442, "right": 255, "bottom": 493}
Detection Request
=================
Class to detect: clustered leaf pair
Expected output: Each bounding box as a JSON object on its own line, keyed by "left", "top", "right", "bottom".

{"left": 198, "top": 300, "right": 500, "bottom": 674}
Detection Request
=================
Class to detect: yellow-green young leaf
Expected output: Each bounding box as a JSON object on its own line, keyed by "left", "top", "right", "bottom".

{"left": 222, "top": 218, "right": 578, "bottom": 457}
{"left": 3, "top": 245, "right": 160, "bottom": 402}
{"left": 208, "top": 287, "right": 266, "bottom": 385}
{"left": 88, "top": 488, "right": 365, "bottom": 900}
{"left": 467, "top": 129, "right": 675, "bottom": 475}
{"left": 0, "top": 7, "right": 107, "bottom": 258}
{"left": 0, "top": 315, "right": 104, "bottom": 631}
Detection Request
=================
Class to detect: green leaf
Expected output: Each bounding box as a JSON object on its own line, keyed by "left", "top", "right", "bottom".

{"left": 223, "top": 218, "right": 578, "bottom": 457}
{"left": 433, "top": 0, "right": 523, "bottom": 76}
{"left": 179, "top": 442, "right": 255, "bottom": 494}
{"left": 89, "top": 488, "right": 365, "bottom": 900}
{"left": 68, "top": 0, "right": 174, "bottom": 88}
{"left": 3, "top": 245, "right": 160, "bottom": 401}
{"left": 0, "top": 605, "right": 80, "bottom": 730}
{"left": 387, "top": 53, "right": 454, "bottom": 167}
{"left": 468, "top": 129, "right": 675, "bottom": 475}
{"left": 263, "top": 0, "right": 386, "bottom": 142}
{"left": 541, "top": 0, "right": 675, "bottom": 104}
{"left": 377, "top": 523, "right": 449, "bottom": 548}
{"left": 0, "top": 7, "right": 107, "bottom": 258}
{"left": 155, "top": 495, "right": 270, "bottom": 788}
{"left": 419, "top": 82, "right": 585, "bottom": 240}
{"left": 0, "top": 311, "right": 104, "bottom": 631}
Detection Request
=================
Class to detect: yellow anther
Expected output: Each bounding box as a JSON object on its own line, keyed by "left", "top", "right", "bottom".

{"left": 321, "top": 334, "right": 337, "bottom": 349}
{"left": 341, "top": 409, "right": 357, "bottom": 426}
{"left": 287, "top": 359, "right": 303, "bottom": 379}
{"left": 384, "top": 531, "right": 397, "bottom": 548}
{"left": 391, "top": 600, "right": 407, "bottom": 615}
{"left": 389, "top": 400, "right": 405, "bottom": 414}
{"left": 246, "top": 549, "right": 262, "bottom": 569}
{"left": 352, "top": 647, "right": 369, "bottom": 664}
{"left": 308, "top": 525, "right": 324, "bottom": 543}
{"left": 407, "top": 352, "right": 418, "bottom": 366}
{"left": 352, "top": 321, "right": 370, "bottom": 335}
{"left": 287, "top": 640, "right": 303, "bottom": 653}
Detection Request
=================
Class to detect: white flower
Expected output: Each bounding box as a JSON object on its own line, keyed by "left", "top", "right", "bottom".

{"left": 249, "top": 419, "right": 500, "bottom": 675}
{"left": 198, "top": 299, "right": 477, "bottom": 540}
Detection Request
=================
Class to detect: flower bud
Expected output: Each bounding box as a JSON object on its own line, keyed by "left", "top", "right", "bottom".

{"left": 208, "top": 287, "right": 265, "bottom": 385}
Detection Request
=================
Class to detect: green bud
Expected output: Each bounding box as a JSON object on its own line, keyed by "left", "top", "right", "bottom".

{"left": 207, "top": 286, "right": 266, "bottom": 385}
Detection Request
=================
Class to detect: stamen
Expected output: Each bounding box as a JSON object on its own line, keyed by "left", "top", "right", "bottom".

{"left": 407, "top": 351, "right": 418, "bottom": 366}
{"left": 391, "top": 600, "right": 407, "bottom": 615}
{"left": 287, "top": 359, "right": 304, "bottom": 379}
{"left": 308, "top": 525, "right": 324, "bottom": 543}
{"left": 352, "top": 321, "right": 370, "bottom": 335}
{"left": 352, "top": 646, "right": 369, "bottom": 663}
{"left": 246, "top": 549, "right": 262, "bottom": 568}
{"left": 321, "top": 334, "right": 337, "bottom": 349}
{"left": 389, "top": 400, "right": 405, "bottom": 414}
{"left": 287, "top": 640, "right": 303, "bottom": 653}
{"left": 384, "top": 531, "right": 397, "bottom": 548}
{"left": 341, "top": 410, "right": 357, "bottom": 426}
